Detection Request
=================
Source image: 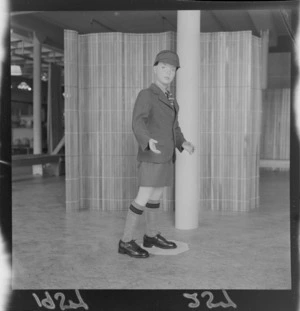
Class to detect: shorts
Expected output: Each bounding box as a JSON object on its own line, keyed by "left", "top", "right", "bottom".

{"left": 137, "top": 160, "right": 174, "bottom": 187}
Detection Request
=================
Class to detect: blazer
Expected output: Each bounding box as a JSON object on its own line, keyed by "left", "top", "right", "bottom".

{"left": 132, "top": 83, "right": 186, "bottom": 163}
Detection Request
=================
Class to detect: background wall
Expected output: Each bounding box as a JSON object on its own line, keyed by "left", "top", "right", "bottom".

{"left": 11, "top": 77, "right": 48, "bottom": 154}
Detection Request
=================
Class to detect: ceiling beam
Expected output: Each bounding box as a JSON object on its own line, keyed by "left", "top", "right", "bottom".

{"left": 11, "top": 47, "right": 63, "bottom": 59}
{"left": 12, "top": 52, "right": 44, "bottom": 63}
{"left": 11, "top": 60, "right": 50, "bottom": 69}
{"left": 12, "top": 27, "right": 64, "bottom": 56}
{"left": 10, "top": 39, "right": 23, "bottom": 46}
{"left": 90, "top": 18, "right": 116, "bottom": 32}
{"left": 279, "top": 9, "right": 295, "bottom": 44}
{"left": 11, "top": 28, "right": 63, "bottom": 55}
{"left": 11, "top": 45, "right": 32, "bottom": 51}
{"left": 209, "top": 11, "right": 231, "bottom": 31}
{"left": 157, "top": 12, "right": 176, "bottom": 30}
{"left": 11, "top": 52, "right": 63, "bottom": 66}
{"left": 244, "top": 11, "right": 260, "bottom": 37}
{"left": 42, "top": 52, "right": 63, "bottom": 56}
{"left": 11, "top": 14, "right": 64, "bottom": 51}
{"left": 11, "top": 28, "right": 33, "bottom": 44}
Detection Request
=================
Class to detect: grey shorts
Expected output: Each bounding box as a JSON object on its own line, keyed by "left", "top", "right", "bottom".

{"left": 137, "top": 160, "right": 174, "bottom": 187}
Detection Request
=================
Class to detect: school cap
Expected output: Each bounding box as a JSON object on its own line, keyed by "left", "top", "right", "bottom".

{"left": 153, "top": 50, "right": 180, "bottom": 69}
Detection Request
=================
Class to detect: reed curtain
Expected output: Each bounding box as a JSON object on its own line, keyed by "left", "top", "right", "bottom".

{"left": 64, "top": 30, "right": 176, "bottom": 211}
{"left": 260, "top": 89, "right": 290, "bottom": 162}
{"left": 198, "top": 32, "right": 262, "bottom": 211}
{"left": 260, "top": 53, "right": 291, "bottom": 166}
{"left": 64, "top": 30, "right": 262, "bottom": 212}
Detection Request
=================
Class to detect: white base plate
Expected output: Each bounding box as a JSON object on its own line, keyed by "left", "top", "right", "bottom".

{"left": 140, "top": 241, "right": 189, "bottom": 255}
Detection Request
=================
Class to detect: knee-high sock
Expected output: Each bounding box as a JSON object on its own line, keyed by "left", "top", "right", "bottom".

{"left": 145, "top": 200, "right": 160, "bottom": 237}
{"left": 122, "top": 201, "right": 145, "bottom": 242}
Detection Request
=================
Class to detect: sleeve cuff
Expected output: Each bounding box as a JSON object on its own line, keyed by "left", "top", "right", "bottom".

{"left": 140, "top": 138, "right": 151, "bottom": 151}
{"left": 177, "top": 140, "right": 186, "bottom": 152}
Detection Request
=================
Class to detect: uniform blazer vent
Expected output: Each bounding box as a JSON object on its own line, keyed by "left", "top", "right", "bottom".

{"left": 132, "top": 83, "right": 186, "bottom": 163}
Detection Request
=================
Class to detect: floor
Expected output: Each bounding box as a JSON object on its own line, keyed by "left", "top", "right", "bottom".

{"left": 12, "top": 168, "right": 291, "bottom": 289}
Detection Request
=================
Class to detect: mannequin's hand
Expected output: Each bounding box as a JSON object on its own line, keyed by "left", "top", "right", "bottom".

{"left": 182, "top": 141, "right": 195, "bottom": 155}
{"left": 149, "top": 139, "right": 161, "bottom": 154}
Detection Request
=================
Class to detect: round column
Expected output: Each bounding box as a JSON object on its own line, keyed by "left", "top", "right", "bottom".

{"left": 175, "top": 11, "right": 200, "bottom": 230}
{"left": 32, "top": 32, "right": 43, "bottom": 175}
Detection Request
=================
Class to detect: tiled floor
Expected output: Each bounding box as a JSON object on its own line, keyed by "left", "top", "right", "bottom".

{"left": 12, "top": 169, "right": 291, "bottom": 289}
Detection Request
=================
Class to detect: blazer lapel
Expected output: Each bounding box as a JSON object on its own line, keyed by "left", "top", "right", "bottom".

{"left": 159, "top": 93, "right": 173, "bottom": 109}
{"left": 173, "top": 99, "right": 179, "bottom": 114}
{"left": 150, "top": 83, "right": 175, "bottom": 110}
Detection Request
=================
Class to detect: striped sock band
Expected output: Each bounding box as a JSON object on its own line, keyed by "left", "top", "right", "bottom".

{"left": 130, "top": 201, "right": 145, "bottom": 214}
{"left": 146, "top": 200, "right": 160, "bottom": 209}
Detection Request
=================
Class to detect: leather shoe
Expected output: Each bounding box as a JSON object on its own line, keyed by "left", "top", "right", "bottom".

{"left": 118, "top": 240, "right": 149, "bottom": 258}
{"left": 143, "top": 233, "right": 177, "bottom": 249}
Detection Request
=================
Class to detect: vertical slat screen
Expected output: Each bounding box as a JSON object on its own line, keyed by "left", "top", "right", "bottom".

{"left": 251, "top": 36, "right": 263, "bottom": 209}
{"left": 64, "top": 30, "right": 80, "bottom": 210}
{"left": 260, "top": 53, "right": 290, "bottom": 170}
{"left": 260, "top": 89, "right": 290, "bottom": 163}
{"left": 65, "top": 31, "right": 176, "bottom": 211}
{"left": 65, "top": 30, "right": 262, "bottom": 212}
{"left": 198, "top": 31, "right": 262, "bottom": 211}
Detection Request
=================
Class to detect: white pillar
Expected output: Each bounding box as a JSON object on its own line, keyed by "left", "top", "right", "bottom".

{"left": 175, "top": 11, "right": 200, "bottom": 230}
{"left": 32, "top": 32, "right": 43, "bottom": 175}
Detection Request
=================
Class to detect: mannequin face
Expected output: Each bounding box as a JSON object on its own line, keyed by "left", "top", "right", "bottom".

{"left": 153, "top": 62, "right": 176, "bottom": 89}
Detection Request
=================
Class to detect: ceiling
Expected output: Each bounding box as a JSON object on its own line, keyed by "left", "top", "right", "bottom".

{"left": 10, "top": 9, "right": 296, "bottom": 80}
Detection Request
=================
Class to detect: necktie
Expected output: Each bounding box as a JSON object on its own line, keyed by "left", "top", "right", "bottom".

{"left": 165, "top": 90, "right": 174, "bottom": 106}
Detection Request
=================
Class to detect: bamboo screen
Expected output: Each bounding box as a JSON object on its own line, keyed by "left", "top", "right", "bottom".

{"left": 260, "top": 88, "right": 290, "bottom": 163}
{"left": 198, "top": 32, "right": 262, "bottom": 211}
{"left": 64, "top": 30, "right": 176, "bottom": 211}
{"left": 64, "top": 30, "right": 80, "bottom": 211}
{"left": 65, "top": 30, "right": 262, "bottom": 212}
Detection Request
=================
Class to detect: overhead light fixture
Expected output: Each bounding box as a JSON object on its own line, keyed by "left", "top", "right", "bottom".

{"left": 11, "top": 65, "right": 22, "bottom": 76}
{"left": 17, "top": 81, "right": 32, "bottom": 91}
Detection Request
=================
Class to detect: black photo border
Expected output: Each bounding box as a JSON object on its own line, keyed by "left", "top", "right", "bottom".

{"left": 1, "top": 1, "right": 299, "bottom": 310}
